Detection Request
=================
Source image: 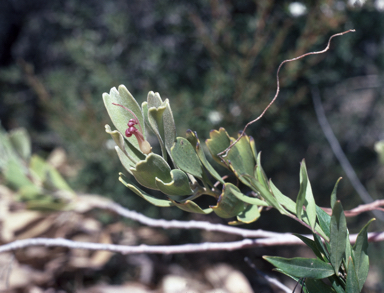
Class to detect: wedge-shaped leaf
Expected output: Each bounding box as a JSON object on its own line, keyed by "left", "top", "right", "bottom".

{"left": 170, "top": 199, "right": 212, "bottom": 214}
{"left": 294, "top": 234, "right": 325, "bottom": 261}
{"left": 105, "top": 125, "right": 127, "bottom": 154}
{"left": 210, "top": 183, "right": 245, "bottom": 218}
{"left": 306, "top": 278, "right": 337, "bottom": 293}
{"left": 163, "top": 99, "right": 176, "bottom": 158}
{"left": 352, "top": 218, "right": 374, "bottom": 291}
{"left": 255, "top": 152, "right": 269, "bottom": 189}
{"left": 330, "top": 201, "right": 347, "bottom": 273}
{"left": 119, "top": 175, "right": 173, "bottom": 207}
{"left": 115, "top": 147, "right": 136, "bottom": 175}
{"left": 226, "top": 134, "right": 256, "bottom": 179}
{"left": 171, "top": 137, "right": 203, "bottom": 178}
{"left": 186, "top": 130, "right": 224, "bottom": 184}
{"left": 263, "top": 256, "right": 334, "bottom": 279}
{"left": 296, "top": 160, "right": 317, "bottom": 231}
{"left": 230, "top": 204, "right": 261, "bottom": 224}
{"left": 331, "top": 177, "right": 342, "bottom": 209}
{"left": 103, "top": 86, "right": 145, "bottom": 153}
{"left": 269, "top": 180, "right": 296, "bottom": 213}
{"left": 205, "top": 128, "right": 232, "bottom": 168}
{"left": 147, "top": 92, "right": 167, "bottom": 158}
{"left": 155, "top": 169, "right": 193, "bottom": 196}
{"left": 5, "top": 160, "right": 33, "bottom": 189}
{"left": 131, "top": 153, "right": 172, "bottom": 190}
{"left": 345, "top": 257, "right": 360, "bottom": 293}
{"left": 8, "top": 128, "right": 31, "bottom": 161}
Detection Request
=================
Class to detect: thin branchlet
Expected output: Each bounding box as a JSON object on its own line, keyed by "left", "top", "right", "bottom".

{"left": 218, "top": 29, "right": 355, "bottom": 159}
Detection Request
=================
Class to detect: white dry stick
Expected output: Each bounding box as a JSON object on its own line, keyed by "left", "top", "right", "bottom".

{"left": 86, "top": 196, "right": 284, "bottom": 238}
{"left": 0, "top": 232, "right": 383, "bottom": 255}
{"left": 85, "top": 195, "right": 383, "bottom": 236}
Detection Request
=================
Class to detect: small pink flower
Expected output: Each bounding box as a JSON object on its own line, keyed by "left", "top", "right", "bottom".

{"left": 113, "top": 103, "right": 152, "bottom": 154}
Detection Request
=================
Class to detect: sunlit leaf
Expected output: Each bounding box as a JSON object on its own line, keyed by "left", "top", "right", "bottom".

{"left": 263, "top": 256, "right": 334, "bottom": 279}
{"left": 171, "top": 137, "right": 203, "bottom": 179}
{"left": 210, "top": 183, "right": 245, "bottom": 218}
{"left": 119, "top": 175, "right": 173, "bottom": 207}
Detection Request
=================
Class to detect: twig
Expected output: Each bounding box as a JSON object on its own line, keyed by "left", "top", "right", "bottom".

{"left": 0, "top": 232, "right": 383, "bottom": 255}
{"left": 321, "top": 199, "right": 384, "bottom": 217}
{"left": 245, "top": 257, "right": 292, "bottom": 293}
{"left": 83, "top": 195, "right": 286, "bottom": 239}
{"left": 83, "top": 195, "right": 382, "bottom": 238}
{"left": 218, "top": 29, "right": 355, "bottom": 158}
{"left": 311, "top": 87, "right": 384, "bottom": 221}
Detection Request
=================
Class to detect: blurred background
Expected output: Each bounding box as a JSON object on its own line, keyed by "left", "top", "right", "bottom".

{"left": 1, "top": 0, "right": 384, "bottom": 292}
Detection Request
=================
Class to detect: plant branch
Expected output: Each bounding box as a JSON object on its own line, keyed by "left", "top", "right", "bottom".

{"left": 1, "top": 232, "right": 383, "bottom": 255}
{"left": 81, "top": 195, "right": 383, "bottom": 239}
{"left": 311, "top": 87, "right": 384, "bottom": 221}
{"left": 218, "top": 29, "right": 355, "bottom": 159}
{"left": 81, "top": 195, "right": 283, "bottom": 238}
{"left": 321, "top": 199, "right": 384, "bottom": 217}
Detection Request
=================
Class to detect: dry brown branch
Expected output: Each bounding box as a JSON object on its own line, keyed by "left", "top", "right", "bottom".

{"left": 321, "top": 199, "right": 384, "bottom": 217}
{"left": 218, "top": 29, "right": 355, "bottom": 158}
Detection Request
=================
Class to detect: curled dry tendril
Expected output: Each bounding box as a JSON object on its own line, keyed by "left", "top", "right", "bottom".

{"left": 217, "top": 29, "right": 356, "bottom": 159}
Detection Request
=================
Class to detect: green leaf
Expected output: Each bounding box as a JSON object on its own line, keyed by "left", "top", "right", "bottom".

{"left": 163, "top": 99, "right": 176, "bottom": 159}
{"left": 147, "top": 92, "right": 167, "bottom": 159}
{"left": 296, "top": 160, "right": 317, "bottom": 231}
{"left": 249, "top": 136, "right": 258, "bottom": 161}
{"left": 205, "top": 128, "right": 232, "bottom": 168}
{"left": 345, "top": 257, "right": 360, "bottom": 293}
{"left": 352, "top": 218, "right": 374, "bottom": 291}
{"left": 186, "top": 130, "right": 224, "bottom": 184}
{"left": 103, "top": 86, "right": 145, "bottom": 153}
{"left": 226, "top": 134, "right": 256, "bottom": 180}
{"left": 305, "top": 278, "right": 337, "bottom": 293}
{"left": 119, "top": 175, "right": 173, "bottom": 207}
{"left": 241, "top": 175, "right": 287, "bottom": 214}
{"left": 8, "top": 128, "right": 31, "bottom": 161}
{"left": 115, "top": 147, "right": 136, "bottom": 175}
{"left": 331, "top": 177, "right": 342, "bottom": 210}
{"left": 155, "top": 169, "right": 193, "bottom": 196}
{"left": 255, "top": 152, "right": 269, "bottom": 189}
{"left": 210, "top": 183, "right": 246, "bottom": 218}
{"left": 229, "top": 185, "right": 269, "bottom": 206}
{"left": 231, "top": 204, "right": 260, "bottom": 224}
{"left": 131, "top": 153, "right": 172, "bottom": 190}
{"left": 313, "top": 234, "right": 330, "bottom": 262}
{"left": 263, "top": 256, "right": 335, "bottom": 279}
{"left": 171, "top": 137, "right": 203, "bottom": 178}
{"left": 330, "top": 201, "right": 347, "bottom": 273}
{"left": 294, "top": 234, "right": 326, "bottom": 261}
{"left": 169, "top": 199, "right": 213, "bottom": 214}
{"left": 316, "top": 205, "right": 331, "bottom": 239}
{"left": 269, "top": 180, "right": 296, "bottom": 213}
